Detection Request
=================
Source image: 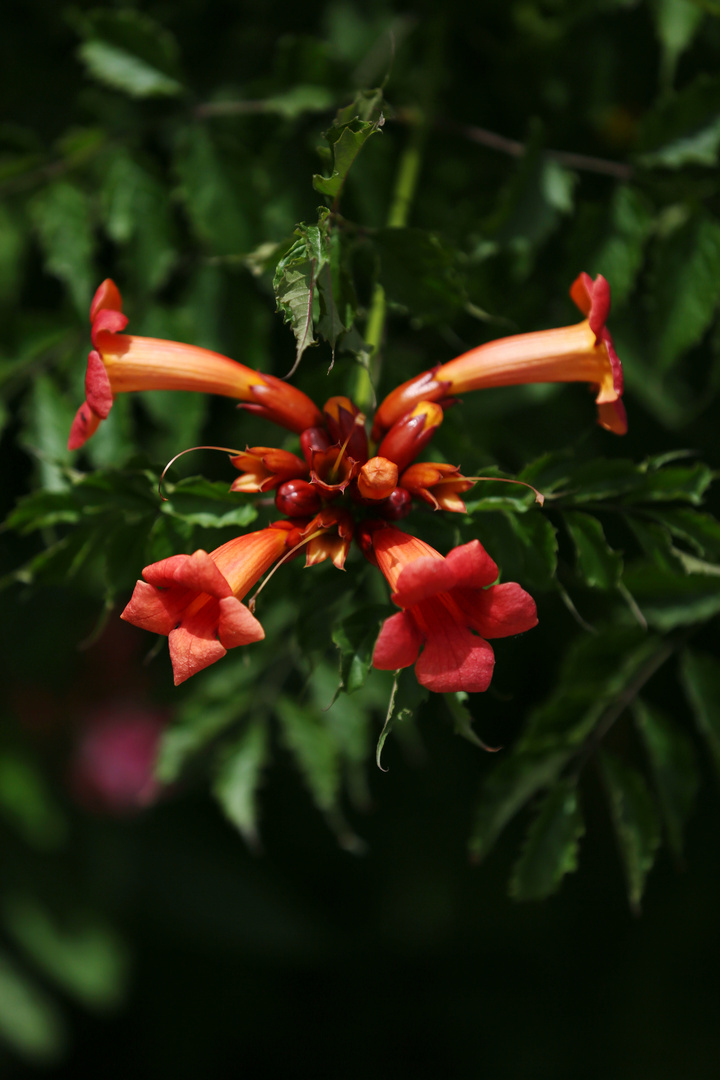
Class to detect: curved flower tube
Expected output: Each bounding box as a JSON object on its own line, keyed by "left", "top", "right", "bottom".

{"left": 121, "top": 523, "right": 294, "bottom": 685}
{"left": 372, "top": 273, "right": 626, "bottom": 438}
{"left": 359, "top": 523, "right": 538, "bottom": 693}
{"left": 68, "top": 280, "right": 323, "bottom": 450}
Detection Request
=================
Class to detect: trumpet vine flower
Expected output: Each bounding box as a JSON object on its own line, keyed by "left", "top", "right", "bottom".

{"left": 68, "top": 280, "right": 323, "bottom": 450}
{"left": 70, "top": 273, "right": 625, "bottom": 693}
{"left": 372, "top": 273, "right": 626, "bottom": 439}
{"left": 358, "top": 524, "right": 538, "bottom": 693}
{"left": 121, "top": 524, "right": 294, "bottom": 685}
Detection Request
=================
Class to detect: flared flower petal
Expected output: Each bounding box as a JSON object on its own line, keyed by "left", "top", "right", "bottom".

{"left": 69, "top": 280, "right": 323, "bottom": 450}
{"left": 360, "top": 524, "right": 537, "bottom": 694}
{"left": 121, "top": 525, "right": 293, "bottom": 684}
{"left": 372, "top": 273, "right": 626, "bottom": 438}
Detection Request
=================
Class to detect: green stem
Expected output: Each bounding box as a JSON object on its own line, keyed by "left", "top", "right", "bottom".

{"left": 353, "top": 117, "right": 425, "bottom": 411}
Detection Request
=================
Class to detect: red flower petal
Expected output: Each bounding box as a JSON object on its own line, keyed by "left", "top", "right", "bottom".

{"left": 457, "top": 582, "right": 538, "bottom": 639}
{"left": 217, "top": 596, "right": 265, "bottom": 648}
{"left": 91, "top": 309, "right": 128, "bottom": 347}
{"left": 141, "top": 551, "right": 233, "bottom": 599}
{"left": 414, "top": 620, "right": 495, "bottom": 693}
{"left": 120, "top": 580, "right": 186, "bottom": 635}
{"left": 372, "top": 611, "right": 423, "bottom": 670}
{"left": 444, "top": 540, "right": 499, "bottom": 590}
{"left": 391, "top": 553, "right": 455, "bottom": 608}
{"left": 85, "top": 350, "right": 113, "bottom": 419}
{"left": 90, "top": 279, "right": 123, "bottom": 322}
{"left": 168, "top": 625, "right": 227, "bottom": 686}
{"left": 68, "top": 403, "right": 101, "bottom": 450}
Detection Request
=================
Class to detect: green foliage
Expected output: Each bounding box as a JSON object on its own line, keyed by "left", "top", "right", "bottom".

{"left": 600, "top": 751, "right": 662, "bottom": 913}
{"left": 509, "top": 780, "right": 585, "bottom": 901}
{"left": 4, "top": 4, "right": 720, "bottom": 1001}
{"left": 75, "top": 9, "right": 184, "bottom": 99}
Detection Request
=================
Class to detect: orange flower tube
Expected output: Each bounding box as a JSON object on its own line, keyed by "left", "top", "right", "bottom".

{"left": 69, "top": 280, "right": 323, "bottom": 450}
{"left": 372, "top": 273, "right": 626, "bottom": 439}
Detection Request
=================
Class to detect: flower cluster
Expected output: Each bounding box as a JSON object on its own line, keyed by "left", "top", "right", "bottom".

{"left": 70, "top": 274, "right": 625, "bottom": 691}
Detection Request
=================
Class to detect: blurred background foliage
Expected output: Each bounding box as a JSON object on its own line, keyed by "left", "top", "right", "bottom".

{"left": 2, "top": 0, "right": 720, "bottom": 1075}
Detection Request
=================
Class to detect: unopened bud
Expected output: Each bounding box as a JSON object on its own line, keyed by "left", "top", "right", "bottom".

{"left": 377, "top": 486, "right": 412, "bottom": 520}
{"left": 376, "top": 400, "right": 444, "bottom": 473}
{"left": 275, "top": 479, "right": 322, "bottom": 517}
{"left": 357, "top": 457, "right": 398, "bottom": 500}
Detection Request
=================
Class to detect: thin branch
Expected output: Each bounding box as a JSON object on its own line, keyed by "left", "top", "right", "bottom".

{"left": 431, "top": 116, "right": 634, "bottom": 182}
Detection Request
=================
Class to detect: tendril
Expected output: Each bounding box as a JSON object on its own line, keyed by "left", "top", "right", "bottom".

{"left": 158, "top": 445, "right": 242, "bottom": 501}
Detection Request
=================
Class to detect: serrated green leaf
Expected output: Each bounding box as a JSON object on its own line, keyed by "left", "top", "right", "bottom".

{"left": 681, "top": 649, "right": 720, "bottom": 779}
{"left": 273, "top": 224, "right": 326, "bottom": 369}
{"left": 518, "top": 629, "right": 661, "bottom": 754}
{"left": 375, "top": 668, "right": 428, "bottom": 771}
{"left": 156, "top": 657, "right": 258, "bottom": 783}
{"left": 649, "top": 214, "right": 720, "bottom": 371}
{"left": 21, "top": 375, "right": 77, "bottom": 492}
{"left": 0, "top": 952, "right": 66, "bottom": 1064}
{"left": 312, "top": 115, "right": 383, "bottom": 201}
{"left": 101, "top": 151, "right": 176, "bottom": 291}
{"left": 652, "top": 508, "right": 720, "bottom": 560}
{"left": 213, "top": 719, "right": 269, "bottom": 847}
{"left": 638, "top": 73, "right": 720, "bottom": 168}
{"left": 626, "top": 516, "right": 683, "bottom": 572}
{"left": 276, "top": 697, "right": 340, "bottom": 814}
{"left": 590, "top": 186, "right": 653, "bottom": 305}
{"left": 469, "top": 751, "right": 568, "bottom": 862}
{"left": 4, "top": 898, "right": 128, "bottom": 1010}
{"left": 332, "top": 605, "right": 386, "bottom": 695}
{"left": 564, "top": 511, "right": 623, "bottom": 588}
{"left": 160, "top": 477, "right": 258, "bottom": 529}
{"left": 374, "top": 227, "right": 465, "bottom": 323}
{"left": 600, "top": 751, "right": 661, "bottom": 912}
{"left": 478, "top": 510, "right": 557, "bottom": 591}
{"left": 509, "top": 780, "right": 585, "bottom": 900}
{"left": 622, "top": 565, "right": 720, "bottom": 629}
{"left": 445, "top": 692, "right": 499, "bottom": 752}
{"left": 28, "top": 182, "right": 94, "bottom": 314}
{"left": 634, "top": 699, "right": 698, "bottom": 857}
{"left": 174, "top": 126, "right": 249, "bottom": 254}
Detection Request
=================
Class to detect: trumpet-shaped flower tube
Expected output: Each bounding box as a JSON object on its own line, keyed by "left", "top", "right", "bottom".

{"left": 359, "top": 524, "right": 537, "bottom": 693}
{"left": 68, "top": 280, "right": 323, "bottom": 450}
{"left": 372, "top": 273, "right": 626, "bottom": 438}
{"left": 121, "top": 523, "right": 294, "bottom": 685}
